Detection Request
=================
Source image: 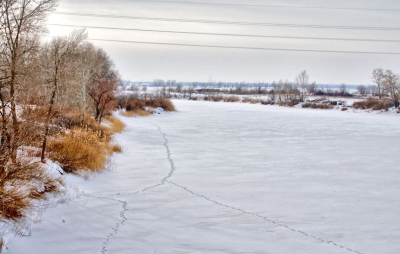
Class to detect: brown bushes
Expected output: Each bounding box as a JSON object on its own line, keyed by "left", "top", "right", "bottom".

{"left": 48, "top": 129, "right": 111, "bottom": 174}
{"left": 302, "top": 103, "right": 333, "bottom": 109}
{"left": 341, "top": 107, "right": 348, "bottom": 111}
{"left": 126, "top": 99, "right": 145, "bottom": 111}
{"left": 145, "top": 98, "right": 176, "bottom": 111}
{"left": 0, "top": 160, "right": 64, "bottom": 221}
{"left": 204, "top": 95, "right": 224, "bottom": 102}
{"left": 119, "top": 96, "right": 176, "bottom": 112}
{"left": 353, "top": 98, "right": 394, "bottom": 111}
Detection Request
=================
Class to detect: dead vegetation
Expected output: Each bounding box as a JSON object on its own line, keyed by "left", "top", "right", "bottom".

{"left": 204, "top": 95, "right": 224, "bottom": 102}
{"left": 302, "top": 103, "right": 334, "bottom": 109}
{"left": 118, "top": 94, "right": 176, "bottom": 112}
{"left": 48, "top": 128, "right": 111, "bottom": 174}
{"left": 0, "top": 160, "right": 64, "bottom": 221}
{"left": 353, "top": 98, "right": 394, "bottom": 111}
{"left": 224, "top": 96, "right": 240, "bottom": 103}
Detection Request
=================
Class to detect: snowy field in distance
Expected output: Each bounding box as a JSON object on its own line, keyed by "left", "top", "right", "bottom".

{"left": 6, "top": 100, "right": 400, "bottom": 254}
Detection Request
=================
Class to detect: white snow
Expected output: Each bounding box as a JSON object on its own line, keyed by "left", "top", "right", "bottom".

{"left": 4, "top": 100, "right": 400, "bottom": 254}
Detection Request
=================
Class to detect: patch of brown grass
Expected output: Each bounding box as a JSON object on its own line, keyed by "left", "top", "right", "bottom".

{"left": 212, "top": 95, "right": 224, "bottom": 102}
{"left": 111, "top": 144, "right": 122, "bottom": 153}
{"left": 145, "top": 99, "right": 176, "bottom": 111}
{"left": 0, "top": 160, "right": 64, "bottom": 221}
{"left": 48, "top": 129, "right": 110, "bottom": 173}
{"left": 353, "top": 98, "right": 394, "bottom": 111}
{"left": 109, "top": 117, "right": 125, "bottom": 134}
{"left": 135, "top": 109, "right": 152, "bottom": 116}
{"left": 224, "top": 96, "right": 240, "bottom": 103}
{"left": 120, "top": 111, "right": 137, "bottom": 117}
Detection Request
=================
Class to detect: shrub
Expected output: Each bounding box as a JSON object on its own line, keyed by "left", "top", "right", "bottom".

{"left": 145, "top": 99, "right": 176, "bottom": 111}
{"left": 126, "top": 99, "right": 145, "bottom": 111}
{"left": 0, "top": 160, "right": 63, "bottom": 221}
{"left": 341, "top": 107, "right": 348, "bottom": 111}
{"left": 56, "top": 111, "right": 111, "bottom": 140}
{"left": 212, "top": 95, "right": 224, "bottom": 102}
{"left": 261, "top": 99, "right": 275, "bottom": 105}
{"left": 288, "top": 99, "right": 300, "bottom": 107}
{"left": 48, "top": 129, "right": 110, "bottom": 173}
{"left": 353, "top": 98, "right": 394, "bottom": 110}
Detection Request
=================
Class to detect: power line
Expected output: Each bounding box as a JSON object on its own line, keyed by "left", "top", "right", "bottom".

{"left": 84, "top": 38, "right": 400, "bottom": 55}
{"left": 49, "top": 24, "right": 400, "bottom": 43}
{"left": 122, "top": 0, "right": 400, "bottom": 12}
{"left": 54, "top": 12, "right": 400, "bottom": 31}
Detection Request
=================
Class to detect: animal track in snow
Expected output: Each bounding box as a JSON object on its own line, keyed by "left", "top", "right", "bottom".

{"left": 151, "top": 124, "right": 365, "bottom": 254}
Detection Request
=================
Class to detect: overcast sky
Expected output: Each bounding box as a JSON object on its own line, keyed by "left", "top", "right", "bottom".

{"left": 47, "top": 0, "right": 400, "bottom": 84}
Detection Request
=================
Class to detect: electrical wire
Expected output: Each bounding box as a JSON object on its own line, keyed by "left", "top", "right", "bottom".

{"left": 48, "top": 23, "right": 400, "bottom": 43}
{"left": 84, "top": 38, "right": 400, "bottom": 55}
{"left": 54, "top": 12, "right": 400, "bottom": 31}
{"left": 121, "top": 0, "right": 400, "bottom": 12}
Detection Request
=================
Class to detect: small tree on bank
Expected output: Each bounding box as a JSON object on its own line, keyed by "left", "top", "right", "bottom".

{"left": 89, "top": 79, "right": 117, "bottom": 123}
{"left": 295, "top": 70, "right": 310, "bottom": 102}
{"left": 382, "top": 70, "right": 400, "bottom": 108}
{"left": 40, "top": 30, "right": 86, "bottom": 163}
{"left": 372, "top": 68, "right": 385, "bottom": 99}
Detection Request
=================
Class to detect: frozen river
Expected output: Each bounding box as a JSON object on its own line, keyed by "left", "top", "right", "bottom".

{"left": 8, "top": 100, "right": 400, "bottom": 254}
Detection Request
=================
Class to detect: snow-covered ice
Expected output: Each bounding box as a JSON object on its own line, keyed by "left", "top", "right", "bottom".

{"left": 5, "top": 100, "right": 400, "bottom": 254}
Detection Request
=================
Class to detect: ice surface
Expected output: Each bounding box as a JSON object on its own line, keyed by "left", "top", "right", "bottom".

{"left": 6, "top": 100, "right": 400, "bottom": 254}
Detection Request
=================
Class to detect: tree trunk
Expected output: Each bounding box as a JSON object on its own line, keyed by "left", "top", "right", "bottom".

{"left": 10, "top": 69, "right": 19, "bottom": 163}
{"left": 41, "top": 77, "right": 58, "bottom": 163}
{"left": 378, "top": 85, "right": 381, "bottom": 99}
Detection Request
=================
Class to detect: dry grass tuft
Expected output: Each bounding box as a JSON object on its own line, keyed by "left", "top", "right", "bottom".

{"left": 111, "top": 144, "right": 122, "bottom": 153}
{"left": 109, "top": 117, "right": 125, "bottom": 134}
{"left": 48, "top": 129, "right": 110, "bottom": 173}
{"left": 212, "top": 95, "right": 224, "bottom": 102}
{"left": 0, "top": 160, "right": 64, "bottom": 221}
{"left": 135, "top": 109, "right": 152, "bottom": 116}
{"left": 341, "top": 107, "right": 348, "bottom": 111}
{"left": 224, "top": 96, "right": 240, "bottom": 103}
{"left": 120, "top": 111, "right": 137, "bottom": 117}
{"left": 353, "top": 98, "right": 394, "bottom": 111}
{"left": 146, "top": 98, "right": 176, "bottom": 111}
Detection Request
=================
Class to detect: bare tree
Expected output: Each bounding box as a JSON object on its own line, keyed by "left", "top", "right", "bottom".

{"left": 0, "top": 0, "right": 58, "bottom": 161}
{"left": 382, "top": 70, "right": 400, "bottom": 108}
{"left": 308, "top": 82, "right": 317, "bottom": 94}
{"left": 357, "top": 85, "right": 367, "bottom": 96}
{"left": 295, "top": 70, "right": 310, "bottom": 102}
{"left": 40, "top": 30, "right": 86, "bottom": 163}
{"left": 372, "top": 68, "right": 384, "bottom": 99}
{"left": 89, "top": 79, "right": 117, "bottom": 123}
{"left": 339, "top": 84, "right": 348, "bottom": 96}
